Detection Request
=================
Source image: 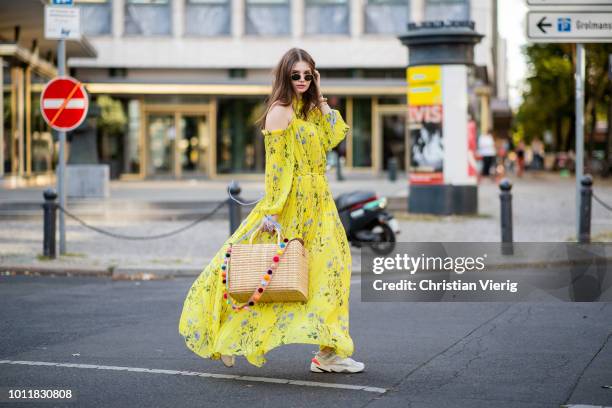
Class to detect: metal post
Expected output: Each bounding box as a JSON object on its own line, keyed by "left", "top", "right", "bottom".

{"left": 57, "top": 38, "right": 67, "bottom": 254}
{"left": 43, "top": 189, "right": 58, "bottom": 259}
{"left": 228, "top": 181, "right": 242, "bottom": 235}
{"left": 336, "top": 152, "right": 344, "bottom": 181}
{"left": 575, "top": 43, "right": 585, "bottom": 241}
{"left": 388, "top": 157, "right": 398, "bottom": 182}
{"left": 499, "top": 178, "right": 513, "bottom": 255}
{"left": 579, "top": 174, "right": 592, "bottom": 243}
{"left": 0, "top": 56, "right": 4, "bottom": 179}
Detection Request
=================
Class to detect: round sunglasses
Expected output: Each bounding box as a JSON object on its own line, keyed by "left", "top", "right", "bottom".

{"left": 291, "top": 73, "right": 314, "bottom": 81}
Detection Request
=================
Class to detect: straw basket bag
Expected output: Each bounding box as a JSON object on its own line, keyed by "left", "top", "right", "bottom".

{"left": 226, "top": 224, "right": 309, "bottom": 309}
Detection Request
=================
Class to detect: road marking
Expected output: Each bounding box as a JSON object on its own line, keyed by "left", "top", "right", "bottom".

{"left": 0, "top": 360, "right": 386, "bottom": 394}
{"left": 562, "top": 405, "right": 612, "bottom": 408}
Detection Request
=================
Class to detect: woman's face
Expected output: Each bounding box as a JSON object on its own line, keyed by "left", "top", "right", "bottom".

{"left": 290, "top": 60, "right": 313, "bottom": 96}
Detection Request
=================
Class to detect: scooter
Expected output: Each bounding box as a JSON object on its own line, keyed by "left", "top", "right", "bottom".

{"left": 334, "top": 190, "right": 400, "bottom": 255}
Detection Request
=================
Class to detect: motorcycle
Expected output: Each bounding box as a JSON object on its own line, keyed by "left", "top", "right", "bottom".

{"left": 334, "top": 190, "right": 400, "bottom": 255}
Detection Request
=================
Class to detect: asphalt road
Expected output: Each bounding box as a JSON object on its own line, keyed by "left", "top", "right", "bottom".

{"left": 0, "top": 275, "right": 611, "bottom": 408}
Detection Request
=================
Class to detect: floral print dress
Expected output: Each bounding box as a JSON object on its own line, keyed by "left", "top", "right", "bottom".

{"left": 178, "top": 97, "right": 353, "bottom": 368}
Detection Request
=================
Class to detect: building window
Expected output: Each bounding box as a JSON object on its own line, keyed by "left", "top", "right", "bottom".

{"left": 364, "top": 0, "right": 409, "bottom": 34}
{"left": 124, "top": 0, "right": 172, "bottom": 36}
{"left": 352, "top": 98, "right": 372, "bottom": 167}
{"left": 424, "top": 0, "right": 469, "bottom": 21}
{"left": 76, "top": 0, "right": 112, "bottom": 35}
{"left": 185, "top": 0, "right": 231, "bottom": 36}
{"left": 245, "top": 0, "right": 291, "bottom": 36}
{"left": 305, "top": 0, "right": 349, "bottom": 35}
{"left": 216, "top": 98, "right": 266, "bottom": 174}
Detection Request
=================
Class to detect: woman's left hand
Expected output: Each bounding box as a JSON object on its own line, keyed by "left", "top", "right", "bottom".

{"left": 314, "top": 70, "right": 322, "bottom": 98}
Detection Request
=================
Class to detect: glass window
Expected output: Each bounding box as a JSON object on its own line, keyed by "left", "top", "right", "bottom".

{"left": 216, "top": 98, "right": 266, "bottom": 174}
{"left": 126, "top": 99, "right": 142, "bottom": 174}
{"left": 364, "top": 0, "right": 409, "bottom": 34}
{"left": 352, "top": 98, "right": 372, "bottom": 167}
{"left": 305, "top": 0, "right": 349, "bottom": 35}
{"left": 124, "top": 0, "right": 172, "bottom": 36}
{"left": 424, "top": 0, "right": 469, "bottom": 21}
{"left": 185, "top": 0, "right": 231, "bottom": 36}
{"left": 76, "top": 0, "right": 112, "bottom": 36}
{"left": 245, "top": 0, "right": 291, "bottom": 36}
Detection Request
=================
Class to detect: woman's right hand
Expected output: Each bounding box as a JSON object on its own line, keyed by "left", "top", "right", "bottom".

{"left": 261, "top": 214, "right": 279, "bottom": 233}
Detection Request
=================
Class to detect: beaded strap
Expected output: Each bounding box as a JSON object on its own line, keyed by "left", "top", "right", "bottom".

{"left": 221, "top": 222, "right": 290, "bottom": 312}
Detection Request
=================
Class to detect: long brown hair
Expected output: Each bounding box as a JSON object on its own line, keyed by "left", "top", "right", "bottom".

{"left": 256, "top": 48, "right": 319, "bottom": 129}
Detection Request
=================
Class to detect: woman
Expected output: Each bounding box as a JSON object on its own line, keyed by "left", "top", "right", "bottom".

{"left": 178, "top": 47, "right": 364, "bottom": 374}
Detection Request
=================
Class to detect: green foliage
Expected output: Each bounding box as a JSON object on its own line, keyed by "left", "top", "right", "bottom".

{"left": 516, "top": 43, "right": 612, "bottom": 151}
{"left": 96, "top": 95, "right": 127, "bottom": 136}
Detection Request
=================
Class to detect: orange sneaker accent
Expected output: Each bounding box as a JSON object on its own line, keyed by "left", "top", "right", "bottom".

{"left": 312, "top": 357, "right": 321, "bottom": 366}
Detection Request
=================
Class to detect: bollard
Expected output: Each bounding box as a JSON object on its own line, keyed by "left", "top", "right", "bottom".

{"left": 499, "top": 178, "right": 513, "bottom": 255}
{"left": 579, "top": 174, "right": 592, "bottom": 243}
{"left": 42, "top": 188, "right": 58, "bottom": 259}
{"left": 336, "top": 152, "right": 345, "bottom": 181}
{"left": 388, "top": 157, "right": 398, "bottom": 182}
{"left": 228, "top": 181, "right": 242, "bottom": 235}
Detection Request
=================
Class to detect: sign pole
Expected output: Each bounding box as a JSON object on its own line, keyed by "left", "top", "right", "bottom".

{"left": 57, "top": 38, "right": 66, "bottom": 255}
{"left": 575, "top": 42, "right": 585, "bottom": 240}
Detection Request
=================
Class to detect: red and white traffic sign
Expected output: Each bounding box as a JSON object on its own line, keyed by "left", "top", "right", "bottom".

{"left": 40, "top": 76, "right": 89, "bottom": 132}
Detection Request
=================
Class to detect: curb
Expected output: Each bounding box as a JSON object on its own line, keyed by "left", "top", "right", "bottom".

{"left": 3, "top": 256, "right": 611, "bottom": 281}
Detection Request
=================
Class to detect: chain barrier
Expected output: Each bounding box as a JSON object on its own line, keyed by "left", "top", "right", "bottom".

{"left": 227, "top": 180, "right": 264, "bottom": 206}
{"left": 53, "top": 182, "right": 273, "bottom": 242}
{"left": 56, "top": 199, "right": 227, "bottom": 241}
{"left": 593, "top": 192, "right": 612, "bottom": 212}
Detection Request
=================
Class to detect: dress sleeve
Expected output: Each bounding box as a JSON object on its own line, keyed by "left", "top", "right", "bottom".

{"left": 256, "top": 126, "right": 295, "bottom": 215}
{"left": 315, "top": 108, "right": 350, "bottom": 154}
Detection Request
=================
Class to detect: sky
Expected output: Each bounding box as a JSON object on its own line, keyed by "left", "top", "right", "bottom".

{"left": 497, "top": 0, "right": 529, "bottom": 110}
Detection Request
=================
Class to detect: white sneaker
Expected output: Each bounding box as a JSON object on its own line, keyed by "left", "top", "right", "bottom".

{"left": 310, "top": 350, "right": 365, "bottom": 373}
{"left": 221, "top": 354, "right": 235, "bottom": 367}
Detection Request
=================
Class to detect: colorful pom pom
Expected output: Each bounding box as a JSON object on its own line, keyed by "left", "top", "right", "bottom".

{"left": 273, "top": 255, "right": 279, "bottom": 262}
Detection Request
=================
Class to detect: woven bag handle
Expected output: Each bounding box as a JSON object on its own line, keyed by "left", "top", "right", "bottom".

{"left": 249, "top": 222, "right": 282, "bottom": 246}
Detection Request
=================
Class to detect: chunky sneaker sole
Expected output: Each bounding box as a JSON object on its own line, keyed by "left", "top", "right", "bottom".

{"left": 310, "top": 355, "right": 365, "bottom": 373}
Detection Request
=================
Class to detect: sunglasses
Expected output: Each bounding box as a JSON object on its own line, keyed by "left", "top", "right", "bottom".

{"left": 291, "top": 73, "right": 314, "bottom": 81}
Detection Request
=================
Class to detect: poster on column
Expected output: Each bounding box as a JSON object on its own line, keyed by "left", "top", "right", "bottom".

{"left": 407, "top": 65, "right": 443, "bottom": 185}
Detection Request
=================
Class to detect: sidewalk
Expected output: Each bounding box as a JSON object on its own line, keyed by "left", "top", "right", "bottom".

{"left": 1, "top": 170, "right": 612, "bottom": 279}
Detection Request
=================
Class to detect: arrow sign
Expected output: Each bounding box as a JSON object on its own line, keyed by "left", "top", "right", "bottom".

{"left": 41, "top": 77, "right": 89, "bottom": 132}
{"left": 527, "top": 11, "right": 612, "bottom": 43}
{"left": 537, "top": 16, "right": 552, "bottom": 33}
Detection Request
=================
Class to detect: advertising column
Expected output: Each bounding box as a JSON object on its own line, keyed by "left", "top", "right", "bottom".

{"left": 400, "top": 22, "right": 483, "bottom": 215}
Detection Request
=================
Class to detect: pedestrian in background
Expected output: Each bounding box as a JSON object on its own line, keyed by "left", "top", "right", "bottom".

{"left": 516, "top": 140, "right": 526, "bottom": 177}
{"left": 178, "top": 48, "right": 364, "bottom": 374}
{"left": 478, "top": 128, "right": 496, "bottom": 180}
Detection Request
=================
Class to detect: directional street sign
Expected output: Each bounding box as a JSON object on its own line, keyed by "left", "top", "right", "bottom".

{"left": 528, "top": 0, "right": 612, "bottom": 4}
{"left": 527, "top": 11, "right": 612, "bottom": 42}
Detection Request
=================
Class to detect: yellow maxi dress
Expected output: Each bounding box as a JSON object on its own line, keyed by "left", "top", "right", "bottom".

{"left": 178, "top": 97, "right": 353, "bottom": 367}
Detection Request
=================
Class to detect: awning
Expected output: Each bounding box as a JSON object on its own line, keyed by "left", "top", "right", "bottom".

{"left": 0, "top": 0, "right": 97, "bottom": 75}
{"left": 82, "top": 79, "right": 408, "bottom": 96}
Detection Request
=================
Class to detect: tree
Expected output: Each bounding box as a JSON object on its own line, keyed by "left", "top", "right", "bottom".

{"left": 515, "top": 43, "right": 612, "bottom": 176}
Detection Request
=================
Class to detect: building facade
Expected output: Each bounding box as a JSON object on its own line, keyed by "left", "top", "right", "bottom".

{"left": 1, "top": 0, "right": 509, "bottom": 183}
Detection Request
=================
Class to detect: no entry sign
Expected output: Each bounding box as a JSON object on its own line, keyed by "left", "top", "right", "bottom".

{"left": 41, "top": 76, "right": 89, "bottom": 132}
